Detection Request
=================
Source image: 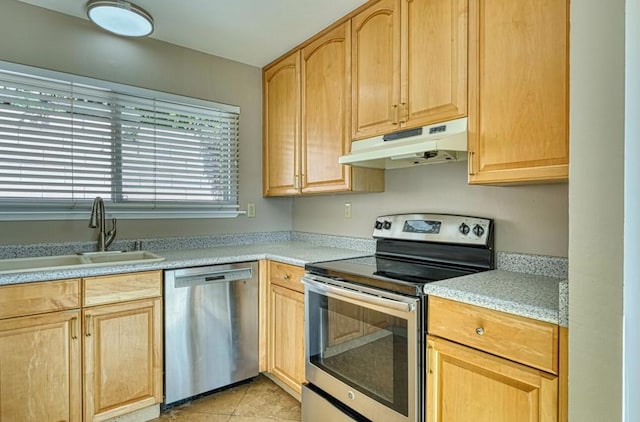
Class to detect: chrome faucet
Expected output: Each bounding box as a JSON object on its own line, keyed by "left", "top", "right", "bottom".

{"left": 89, "top": 197, "right": 117, "bottom": 252}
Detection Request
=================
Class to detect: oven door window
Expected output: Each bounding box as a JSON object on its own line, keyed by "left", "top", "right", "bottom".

{"left": 307, "top": 291, "right": 410, "bottom": 416}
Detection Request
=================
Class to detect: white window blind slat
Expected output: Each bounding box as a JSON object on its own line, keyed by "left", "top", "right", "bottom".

{"left": 0, "top": 62, "right": 240, "bottom": 218}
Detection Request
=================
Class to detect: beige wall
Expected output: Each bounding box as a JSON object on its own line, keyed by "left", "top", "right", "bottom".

{"left": 0, "top": 1, "right": 292, "bottom": 245}
{"left": 0, "top": 1, "right": 569, "bottom": 257}
{"left": 625, "top": 0, "right": 640, "bottom": 419}
{"left": 569, "top": 0, "right": 625, "bottom": 420}
{"left": 293, "top": 161, "right": 569, "bottom": 256}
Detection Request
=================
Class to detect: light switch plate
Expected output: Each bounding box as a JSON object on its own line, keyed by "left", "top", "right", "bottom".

{"left": 344, "top": 202, "right": 352, "bottom": 219}
{"left": 247, "top": 203, "right": 256, "bottom": 218}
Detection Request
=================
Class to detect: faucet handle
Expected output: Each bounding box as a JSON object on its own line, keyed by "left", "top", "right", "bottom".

{"left": 108, "top": 218, "right": 117, "bottom": 234}
{"left": 105, "top": 218, "right": 117, "bottom": 249}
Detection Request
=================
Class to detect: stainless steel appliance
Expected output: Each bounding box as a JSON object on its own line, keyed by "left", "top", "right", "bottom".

{"left": 164, "top": 262, "right": 259, "bottom": 405}
{"left": 303, "top": 214, "right": 494, "bottom": 422}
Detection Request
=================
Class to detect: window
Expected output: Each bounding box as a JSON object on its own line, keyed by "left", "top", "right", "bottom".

{"left": 0, "top": 61, "right": 240, "bottom": 220}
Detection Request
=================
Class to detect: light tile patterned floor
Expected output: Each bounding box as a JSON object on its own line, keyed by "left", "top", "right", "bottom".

{"left": 154, "top": 375, "right": 301, "bottom": 422}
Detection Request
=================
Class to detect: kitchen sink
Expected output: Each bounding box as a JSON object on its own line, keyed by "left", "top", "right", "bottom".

{"left": 81, "top": 250, "right": 164, "bottom": 264}
{"left": 0, "top": 251, "right": 165, "bottom": 275}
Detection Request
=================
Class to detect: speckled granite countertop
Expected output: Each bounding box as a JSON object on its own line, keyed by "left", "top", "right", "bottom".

{"left": 424, "top": 270, "right": 568, "bottom": 327}
{"left": 0, "top": 232, "right": 568, "bottom": 326}
{"left": 0, "top": 241, "right": 370, "bottom": 286}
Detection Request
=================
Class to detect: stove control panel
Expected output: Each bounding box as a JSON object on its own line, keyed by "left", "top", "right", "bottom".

{"left": 373, "top": 213, "right": 492, "bottom": 246}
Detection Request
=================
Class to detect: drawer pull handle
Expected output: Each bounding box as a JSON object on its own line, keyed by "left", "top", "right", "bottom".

{"left": 475, "top": 327, "right": 485, "bottom": 336}
{"left": 283, "top": 274, "right": 291, "bottom": 280}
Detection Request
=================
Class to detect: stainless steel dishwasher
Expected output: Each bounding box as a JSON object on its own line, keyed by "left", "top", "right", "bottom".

{"left": 164, "top": 262, "right": 258, "bottom": 405}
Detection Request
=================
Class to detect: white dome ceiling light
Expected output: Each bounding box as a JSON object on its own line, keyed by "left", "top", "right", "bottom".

{"left": 86, "top": 0, "right": 154, "bottom": 37}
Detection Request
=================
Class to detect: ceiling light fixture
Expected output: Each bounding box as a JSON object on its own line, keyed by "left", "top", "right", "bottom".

{"left": 86, "top": 0, "right": 154, "bottom": 38}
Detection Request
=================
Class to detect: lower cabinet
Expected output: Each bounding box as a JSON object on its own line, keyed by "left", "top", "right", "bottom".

{"left": 426, "top": 296, "right": 561, "bottom": 422}
{"left": 0, "top": 271, "right": 163, "bottom": 422}
{"left": 426, "top": 336, "right": 558, "bottom": 422}
{"left": 269, "top": 284, "right": 305, "bottom": 393}
{"left": 0, "top": 310, "right": 82, "bottom": 422}
{"left": 83, "top": 298, "right": 163, "bottom": 422}
{"left": 266, "top": 261, "right": 306, "bottom": 395}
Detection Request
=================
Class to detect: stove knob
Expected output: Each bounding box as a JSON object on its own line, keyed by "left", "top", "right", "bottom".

{"left": 459, "top": 223, "right": 470, "bottom": 235}
{"left": 473, "top": 224, "right": 485, "bottom": 237}
{"left": 374, "top": 221, "right": 383, "bottom": 230}
{"left": 383, "top": 220, "right": 392, "bottom": 230}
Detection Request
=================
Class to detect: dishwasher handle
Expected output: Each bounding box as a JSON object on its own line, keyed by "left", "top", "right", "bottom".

{"left": 172, "top": 267, "right": 253, "bottom": 288}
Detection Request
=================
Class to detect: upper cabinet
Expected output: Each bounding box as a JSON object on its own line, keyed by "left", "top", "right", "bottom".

{"left": 467, "top": 0, "right": 569, "bottom": 184}
{"left": 301, "top": 21, "right": 353, "bottom": 194}
{"left": 351, "top": 0, "right": 468, "bottom": 140}
{"left": 263, "top": 51, "right": 301, "bottom": 197}
{"left": 263, "top": 21, "right": 384, "bottom": 197}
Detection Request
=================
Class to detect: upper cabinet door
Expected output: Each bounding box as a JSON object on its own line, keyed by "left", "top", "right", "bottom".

{"left": 352, "top": 0, "right": 401, "bottom": 140}
{"left": 301, "top": 21, "right": 352, "bottom": 193}
{"left": 263, "top": 51, "right": 301, "bottom": 196}
{"left": 352, "top": 0, "right": 467, "bottom": 140}
{"left": 468, "top": 0, "right": 569, "bottom": 184}
{"left": 401, "top": 0, "right": 467, "bottom": 126}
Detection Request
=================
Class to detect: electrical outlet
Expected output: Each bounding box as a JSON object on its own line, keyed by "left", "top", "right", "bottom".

{"left": 247, "top": 203, "right": 256, "bottom": 218}
{"left": 344, "top": 202, "right": 352, "bottom": 219}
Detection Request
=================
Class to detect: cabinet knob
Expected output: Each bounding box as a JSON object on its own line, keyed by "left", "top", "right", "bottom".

{"left": 475, "top": 327, "right": 485, "bottom": 336}
{"left": 283, "top": 274, "right": 291, "bottom": 280}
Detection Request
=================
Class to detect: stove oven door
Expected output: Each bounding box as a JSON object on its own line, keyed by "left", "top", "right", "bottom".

{"left": 303, "top": 274, "right": 420, "bottom": 422}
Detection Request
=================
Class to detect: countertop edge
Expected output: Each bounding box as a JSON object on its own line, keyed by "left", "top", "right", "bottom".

{"left": 423, "top": 269, "right": 567, "bottom": 327}
{"left": 0, "top": 241, "right": 568, "bottom": 327}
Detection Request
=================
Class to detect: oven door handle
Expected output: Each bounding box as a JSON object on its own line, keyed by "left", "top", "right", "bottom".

{"left": 302, "top": 276, "right": 417, "bottom": 313}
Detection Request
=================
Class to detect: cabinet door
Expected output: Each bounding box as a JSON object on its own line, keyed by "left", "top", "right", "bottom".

{"left": 301, "top": 21, "right": 352, "bottom": 193}
{"left": 0, "top": 310, "right": 82, "bottom": 422}
{"left": 263, "top": 51, "right": 301, "bottom": 196}
{"left": 84, "top": 298, "right": 162, "bottom": 422}
{"left": 468, "top": 0, "right": 569, "bottom": 184}
{"left": 401, "top": 0, "right": 467, "bottom": 127}
{"left": 352, "top": 0, "right": 401, "bottom": 139}
{"left": 427, "top": 336, "right": 558, "bottom": 422}
{"left": 269, "top": 284, "right": 305, "bottom": 394}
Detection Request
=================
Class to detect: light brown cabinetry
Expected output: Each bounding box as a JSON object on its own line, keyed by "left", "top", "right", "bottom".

{"left": 263, "top": 22, "right": 384, "bottom": 197}
{"left": 0, "top": 309, "right": 82, "bottom": 422}
{"left": 427, "top": 296, "right": 561, "bottom": 422}
{"left": 0, "top": 279, "right": 82, "bottom": 422}
{"left": 263, "top": 51, "right": 301, "bottom": 196}
{"left": 266, "top": 261, "right": 306, "bottom": 394}
{"left": 467, "top": 0, "right": 569, "bottom": 184}
{"left": 0, "top": 271, "right": 162, "bottom": 422}
{"left": 351, "top": 0, "right": 467, "bottom": 139}
{"left": 83, "top": 271, "right": 163, "bottom": 422}
{"left": 427, "top": 336, "right": 558, "bottom": 422}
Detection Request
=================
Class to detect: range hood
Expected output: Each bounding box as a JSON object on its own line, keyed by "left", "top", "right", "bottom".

{"left": 339, "top": 117, "right": 468, "bottom": 169}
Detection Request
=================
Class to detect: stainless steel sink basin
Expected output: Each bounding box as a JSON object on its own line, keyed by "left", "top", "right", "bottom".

{"left": 82, "top": 250, "right": 164, "bottom": 265}
{"left": 0, "top": 255, "right": 86, "bottom": 274}
{"left": 0, "top": 251, "right": 164, "bottom": 275}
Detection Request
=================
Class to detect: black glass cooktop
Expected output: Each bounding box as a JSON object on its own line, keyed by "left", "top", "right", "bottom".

{"left": 305, "top": 255, "right": 480, "bottom": 297}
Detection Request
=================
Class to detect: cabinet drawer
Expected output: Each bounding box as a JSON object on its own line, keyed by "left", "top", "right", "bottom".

{"left": 269, "top": 261, "right": 305, "bottom": 293}
{"left": 428, "top": 296, "right": 559, "bottom": 374}
{"left": 83, "top": 271, "right": 162, "bottom": 307}
{"left": 0, "top": 279, "right": 80, "bottom": 319}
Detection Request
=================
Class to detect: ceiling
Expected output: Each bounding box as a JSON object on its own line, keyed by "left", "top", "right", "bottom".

{"left": 16, "top": 0, "right": 368, "bottom": 68}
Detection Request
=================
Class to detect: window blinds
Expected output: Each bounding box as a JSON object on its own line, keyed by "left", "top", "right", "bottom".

{"left": 0, "top": 63, "right": 240, "bottom": 218}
